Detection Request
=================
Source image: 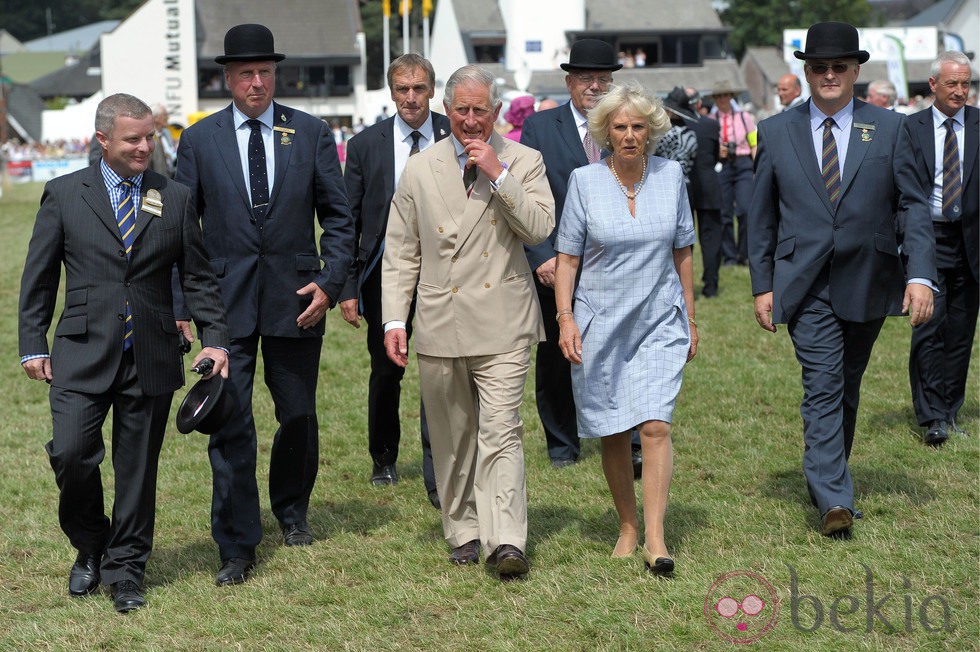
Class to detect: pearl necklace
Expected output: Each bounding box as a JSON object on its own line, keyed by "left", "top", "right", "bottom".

{"left": 608, "top": 154, "right": 647, "bottom": 200}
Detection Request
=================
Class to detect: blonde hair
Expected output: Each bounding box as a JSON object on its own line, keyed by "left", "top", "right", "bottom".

{"left": 587, "top": 81, "right": 671, "bottom": 153}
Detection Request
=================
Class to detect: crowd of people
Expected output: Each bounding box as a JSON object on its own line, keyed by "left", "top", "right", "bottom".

{"left": 16, "top": 21, "right": 976, "bottom": 616}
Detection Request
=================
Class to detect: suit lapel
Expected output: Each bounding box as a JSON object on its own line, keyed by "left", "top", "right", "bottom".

{"left": 80, "top": 166, "right": 121, "bottom": 242}
{"left": 839, "top": 100, "right": 873, "bottom": 203}
{"left": 453, "top": 134, "right": 507, "bottom": 255}
{"left": 212, "top": 106, "right": 252, "bottom": 209}
{"left": 268, "top": 103, "right": 294, "bottom": 211}
{"left": 962, "top": 106, "right": 978, "bottom": 188}
{"left": 131, "top": 170, "right": 164, "bottom": 244}
{"left": 558, "top": 103, "right": 589, "bottom": 167}
{"left": 788, "top": 102, "right": 835, "bottom": 216}
{"left": 431, "top": 139, "right": 468, "bottom": 226}
{"left": 382, "top": 119, "right": 395, "bottom": 196}
{"left": 913, "top": 110, "right": 935, "bottom": 183}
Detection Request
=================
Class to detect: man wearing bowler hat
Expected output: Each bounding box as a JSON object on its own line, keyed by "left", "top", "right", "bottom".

{"left": 173, "top": 24, "right": 354, "bottom": 585}
{"left": 520, "top": 39, "right": 644, "bottom": 472}
{"left": 748, "top": 22, "right": 936, "bottom": 536}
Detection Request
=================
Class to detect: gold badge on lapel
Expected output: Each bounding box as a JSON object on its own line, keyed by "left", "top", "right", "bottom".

{"left": 142, "top": 189, "right": 163, "bottom": 217}
{"left": 853, "top": 122, "right": 876, "bottom": 143}
{"left": 273, "top": 125, "right": 295, "bottom": 146}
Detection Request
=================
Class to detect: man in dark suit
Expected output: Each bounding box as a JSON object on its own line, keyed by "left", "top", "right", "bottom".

{"left": 173, "top": 24, "right": 354, "bottom": 584}
{"left": 748, "top": 22, "right": 936, "bottom": 537}
{"left": 19, "top": 93, "right": 229, "bottom": 612}
{"left": 685, "top": 88, "right": 724, "bottom": 297}
{"left": 339, "top": 54, "right": 448, "bottom": 505}
{"left": 521, "top": 39, "right": 641, "bottom": 470}
{"left": 906, "top": 51, "right": 979, "bottom": 446}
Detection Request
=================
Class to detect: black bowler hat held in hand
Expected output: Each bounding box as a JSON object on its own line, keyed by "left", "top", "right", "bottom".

{"left": 215, "top": 23, "right": 286, "bottom": 64}
{"left": 176, "top": 374, "right": 234, "bottom": 434}
{"left": 794, "top": 22, "right": 870, "bottom": 64}
{"left": 560, "top": 39, "right": 623, "bottom": 72}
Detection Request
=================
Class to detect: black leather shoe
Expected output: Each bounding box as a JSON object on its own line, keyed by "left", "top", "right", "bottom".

{"left": 551, "top": 458, "right": 576, "bottom": 469}
{"left": 427, "top": 489, "right": 441, "bottom": 510}
{"left": 632, "top": 451, "right": 643, "bottom": 480}
{"left": 282, "top": 521, "right": 314, "bottom": 547}
{"left": 110, "top": 580, "right": 146, "bottom": 613}
{"left": 370, "top": 463, "right": 398, "bottom": 485}
{"left": 820, "top": 506, "right": 854, "bottom": 537}
{"left": 215, "top": 558, "right": 255, "bottom": 586}
{"left": 487, "top": 544, "right": 529, "bottom": 579}
{"left": 449, "top": 539, "right": 480, "bottom": 565}
{"left": 924, "top": 420, "right": 950, "bottom": 446}
{"left": 701, "top": 286, "right": 718, "bottom": 298}
{"left": 68, "top": 551, "right": 101, "bottom": 597}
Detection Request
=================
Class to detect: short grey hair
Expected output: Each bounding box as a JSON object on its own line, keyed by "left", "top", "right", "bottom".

{"left": 387, "top": 53, "right": 436, "bottom": 90}
{"left": 444, "top": 65, "right": 501, "bottom": 111}
{"left": 151, "top": 103, "right": 168, "bottom": 118}
{"left": 931, "top": 50, "right": 972, "bottom": 78}
{"left": 867, "top": 79, "right": 897, "bottom": 104}
{"left": 587, "top": 81, "right": 671, "bottom": 154}
{"left": 95, "top": 93, "right": 152, "bottom": 136}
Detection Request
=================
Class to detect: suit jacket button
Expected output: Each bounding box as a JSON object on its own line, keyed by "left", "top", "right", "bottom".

{"left": 118, "top": 250, "right": 126, "bottom": 257}
{"left": 118, "top": 314, "right": 125, "bottom": 320}
{"left": 452, "top": 286, "right": 459, "bottom": 293}
{"left": 484, "top": 282, "right": 491, "bottom": 288}
{"left": 490, "top": 219, "right": 497, "bottom": 225}
{"left": 438, "top": 226, "right": 445, "bottom": 233}
{"left": 482, "top": 251, "right": 488, "bottom": 257}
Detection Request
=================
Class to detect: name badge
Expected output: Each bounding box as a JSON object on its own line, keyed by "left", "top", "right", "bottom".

{"left": 142, "top": 189, "right": 164, "bottom": 217}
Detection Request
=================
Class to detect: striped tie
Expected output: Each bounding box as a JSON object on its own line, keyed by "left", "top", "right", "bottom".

{"left": 821, "top": 118, "right": 841, "bottom": 206}
{"left": 409, "top": 130, "right": 422, "bottom": 156}
{"left": 117, "top": 180, "right": 136, "bottom": 350}
{"left": 942, "top": 118, "right": 962, "bottom": 220}
{"left": 463, "top": 161, "right": 478, "bottom": 197}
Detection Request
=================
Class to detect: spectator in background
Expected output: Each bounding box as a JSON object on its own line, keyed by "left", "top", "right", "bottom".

{"left": 150, "top": 104, "right": 177, "bottom": 178}
{"left": 685, "top": 88, "right": 724, "bottom": 298}
{"left": 866, "top": 79, "right": 897, "bottom": 109}
{"left": 537, "top": 98, "right": 559, "bottom": 112}
{"left": 504, "top": 95, "right": 536, "bottom": 141}
{"left": 655, "top": 86, "right": 698, "bottom": 207}
{"left": 777, "top": 73, "right": 804, "bottom": 111}
{"left": 711, "top": 80, "right": 756, "bottom": 266}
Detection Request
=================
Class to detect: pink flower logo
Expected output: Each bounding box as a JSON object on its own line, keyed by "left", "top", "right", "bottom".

{"left": 704, "top": 570, "right": 780, "bottom": 644}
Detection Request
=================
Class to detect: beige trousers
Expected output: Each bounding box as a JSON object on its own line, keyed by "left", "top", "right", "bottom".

{"left": 417, "top": 347, "right": 530, "bottom": 556}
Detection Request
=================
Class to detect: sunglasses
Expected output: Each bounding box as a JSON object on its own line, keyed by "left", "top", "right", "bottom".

{"left": 808, "top": 63, "right": 852, "bottom": 75}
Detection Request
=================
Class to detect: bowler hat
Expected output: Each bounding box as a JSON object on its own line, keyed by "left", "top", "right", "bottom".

{"left": 175, "top": 374, "right": 234, "bottom": 434}
{"left": 663, "top": 86, "right": 698, "bottom": 122}
{"left": 794, "top": 22, "right": 869, "bottom": 64}
{"left": 560, "top": 39, "right": 623, "bottom": 72}
{"left": 215, "top": 24, "right": 285, "bottom": 65}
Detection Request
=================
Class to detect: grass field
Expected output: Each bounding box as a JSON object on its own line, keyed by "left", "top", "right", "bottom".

{"left": 0, "top": 179, "right": 976, "bottom": 650}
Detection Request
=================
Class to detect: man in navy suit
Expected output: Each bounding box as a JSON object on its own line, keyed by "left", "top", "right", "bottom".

{"left": 906, "top": 51, "right": 978, "bottom": 446}
{"left": 174, "top": 24, "right": 354, "bottom": 584}
{"left": 748, "top": 22, "right": 936, "bottom": 537}
{"left": 339, "top": 54, "right": 448, "bottom": 505}
{"left": 19, "top": 93, "right": 229, "bottom": 612}
{"left": 685, "top": 89, "right": 724, "bottom": 297}
{"left": 521, "top": 39, "right": 642, "bottom": 470}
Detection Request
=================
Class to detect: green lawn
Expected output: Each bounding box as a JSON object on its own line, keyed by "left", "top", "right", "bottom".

{"left": 0, "top": 180, "right": 976, "bottom": 650}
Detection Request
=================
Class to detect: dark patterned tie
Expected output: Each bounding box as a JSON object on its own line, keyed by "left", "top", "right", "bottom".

{"left": 116, "top": 179, "right": 136, "bottom": 350}
{"left": 821, "top": 118, "right": 841, "bottom": 206}
{"left": 409, "top": 130, "right": 422, "bottom": 156}
{"left": 246, "top": 119, "right": 269, "bottom": 223}
{"left": 582, "top": 129, "right": 600, "bottom": 164}
{"left": 463, "top": 159, "right": 478, "bottom": 196}
{"left": 942, "top": 118, "right": 962, "bottom": 221}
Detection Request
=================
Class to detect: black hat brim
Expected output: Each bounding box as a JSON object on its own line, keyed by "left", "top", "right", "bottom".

{"left": 215, "top": 52, "right": 286, "bottom": 65}
{"left": 560, "top": 62, "right": 623, "bottom": 72}
{"left": 175, "top": 375, "right": 232, "bottom": 434}
{"left": 794, "top": 50, "right": 870, "bottom": 64}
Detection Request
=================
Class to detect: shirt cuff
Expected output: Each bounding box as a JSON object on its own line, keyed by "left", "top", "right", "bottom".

{"left": 20, "top": 354, "right": 50, "bottom": 364}
{"left": 907, "top": 277, "right": 938, "bottom": 292}
{"left": 489, "top": 163, "right": 509, "bottom": 190}
{"left": 384, "top": 320, "right": 406, "bottom": 333}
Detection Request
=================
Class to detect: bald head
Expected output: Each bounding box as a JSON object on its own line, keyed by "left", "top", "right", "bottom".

{"left": 777, "top": 74, "right": 801, "bottom": 108}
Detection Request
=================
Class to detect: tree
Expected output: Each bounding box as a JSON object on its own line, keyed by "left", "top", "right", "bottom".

{"left": 720, "top": 0, "right": 879, "bottom": 60}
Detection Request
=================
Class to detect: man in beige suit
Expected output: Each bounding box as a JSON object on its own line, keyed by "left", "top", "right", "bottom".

{"left": 382, "top": 65, "right": 555, "bottom": 579}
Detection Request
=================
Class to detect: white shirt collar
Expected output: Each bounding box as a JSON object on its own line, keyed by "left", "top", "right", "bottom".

{"left": 394, "top": 112, "right": 435, "bottom": 144}
{"left": 569, "top": 101, "right": 588, "bottom": 129}
{"left": 931, "top": 104, "right": 965, "bottom": 129}
{"left": 809, "top": 100, "right": 853, "bottom": 132}
{"left": 232, "top": 103, "right": 275, "bottom": 130}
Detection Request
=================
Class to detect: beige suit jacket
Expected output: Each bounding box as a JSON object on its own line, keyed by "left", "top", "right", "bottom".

{"left": 382, "top": 132, "right": 555, "bottom": 357}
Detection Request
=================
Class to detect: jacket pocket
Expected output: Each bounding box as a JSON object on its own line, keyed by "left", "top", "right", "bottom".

{"left": 774, "top": 236, "right": 796, "bottom": 260}
{"left": 296, "top": 254, "right": 321, "bottom": 271}
{"left": 159, "top": 313, "right": 178, "bottom": 333}
{"left": 55, "top": 315, "right": 86, "bottom": 336}
{"left": 65, "top": 288, "right": 87, "bottom": 308}
{"left": 874, "top": 233, "right": 899, "bottom": 257}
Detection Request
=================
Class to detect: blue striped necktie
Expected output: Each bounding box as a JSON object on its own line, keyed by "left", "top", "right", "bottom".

{"left": 942, "top": 118, "right": 962, "bottom": 220}
{"left": 821, "top": 118, "right": 841, "bottom": 206}
{"left": 117, "top": 179, "right": 136, "bottom": 350}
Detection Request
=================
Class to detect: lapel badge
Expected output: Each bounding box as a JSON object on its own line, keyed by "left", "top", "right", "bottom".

{"left": 281, "top": 133, "right": 292, "bottom": 145}
{"left": 280, "top": 113, "right": 287, "bottom": 123}
{"left": 853, "top": 122, "right": 875, "bottom": 143}
{"left": 142, "top": 188, "right": 164, "bottom": 217}
{"left": 273, "top": 125, "right": 295, "bottom": 146}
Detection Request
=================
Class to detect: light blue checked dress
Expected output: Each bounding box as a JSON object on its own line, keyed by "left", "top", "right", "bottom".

{"left": 555, "top": 156, "right": 695, "bottom": 437}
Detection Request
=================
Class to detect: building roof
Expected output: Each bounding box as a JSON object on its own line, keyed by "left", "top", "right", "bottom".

{"left": 6, "top": 82, "right": 45, "bottom": 141}
{"left": 742, "top": 47, "right": 789, "bottom": 84}
{"left": 452, "top": 0, "right": 506, "bottom": 34}
{"left": 0, "top": 51, "right": 70, "bottom": 84}
{"left": 29, "top": 45, "right": 102, "bottom": 99}
{"left": 23, "top": 20, "right": 119, "bottom": 53}
{"left": 0, "top": 29, "right": 26, "bottom": 55}
{"left": 527, "top": 58, "right": 742, "bottom": 97}
{"left": 904, "top": 0, "right": 962, "bottom": 26}
{"left": 585, "top": 0, "right": 724, "bottom": 31}
{"left": 195, "top": 0, "right": 362, "bottom": 63}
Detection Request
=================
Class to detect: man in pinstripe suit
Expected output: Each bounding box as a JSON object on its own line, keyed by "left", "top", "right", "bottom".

{"left": 18, "top": 94, "right": 229, "bottom": 613}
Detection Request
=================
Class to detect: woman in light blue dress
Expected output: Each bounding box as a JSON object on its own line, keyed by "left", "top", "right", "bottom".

{"left": 554, "top": 82, "right": 698, "bottom": 576}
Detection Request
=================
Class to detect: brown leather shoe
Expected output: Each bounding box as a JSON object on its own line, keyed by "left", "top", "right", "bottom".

{"left": 820, "top": 506, "right": 854, "bottom": 536}
{"left": 488, "top": 544, "right": 529, "bottom": 579}
{"left": 449, "top": 539, "right": 480, "bottom": 565}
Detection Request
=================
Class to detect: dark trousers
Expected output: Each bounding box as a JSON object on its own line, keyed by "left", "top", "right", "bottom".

{"left": 719, "top": 156, "right": 754, "bottom": 263}
{"left": 361, "top": 263, "right": 436, "bottom": 493}
{"left": 788, "top": 293, "right": 884, "bottom": 515}
{"left": 208, "top": 333, "right": 321, "bottom": 561}
{"left": 696, "top": 208, "right": 722, "bottom": 292}
{"left": 47, "top": 351, "right": 171, "bottom": 585}
{"left": 910, "top": 223, "right": 979, "bottom": 426}
{"left": 534, "top": 281, "right": 580, "bottom": 461}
